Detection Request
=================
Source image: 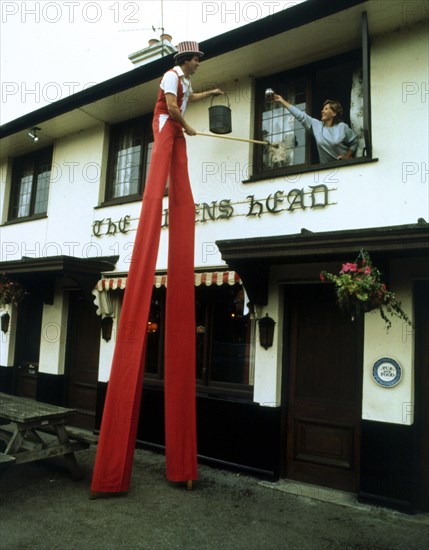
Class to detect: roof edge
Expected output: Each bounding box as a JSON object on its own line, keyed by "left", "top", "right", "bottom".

{"left": 0, "top": 0, "right": 365, "bottom": 140}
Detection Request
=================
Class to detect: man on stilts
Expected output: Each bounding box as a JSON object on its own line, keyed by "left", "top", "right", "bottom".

{"left": 90, "top": 41, "right": 222, "bottom": 496}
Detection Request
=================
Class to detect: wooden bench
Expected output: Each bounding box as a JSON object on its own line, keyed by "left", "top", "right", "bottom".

{"left": 0, "top": 393, "right": 91, "bottom": 479}
{"left": 64, "top": 427, "right": 99, "bottom": 446}
{"left": 37, "top": 426, "right": 99, "bottom": 446}
{"left": 0, "top": 453, "right": 16, "bottom": 470}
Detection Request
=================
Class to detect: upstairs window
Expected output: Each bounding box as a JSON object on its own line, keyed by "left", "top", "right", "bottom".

{"left": 254, "top": 49, "right": 368, "bottom": 177}
{"left": 9, "top": 147, "right": 52, "bottom": 221}
{"left": 105, "top": 115, "right": 153, "bottom": 203}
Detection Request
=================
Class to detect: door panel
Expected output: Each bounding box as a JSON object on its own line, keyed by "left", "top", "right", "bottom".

{"left": 14, "top": 296, "right": 43, "bottom": 399}
{"left": 284, "top": 283, "right": 363, "bottom": 492}
{"left": 66, "top": 292, "right": 100, "bottom": 430}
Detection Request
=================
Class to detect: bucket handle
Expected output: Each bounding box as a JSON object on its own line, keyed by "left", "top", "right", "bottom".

{"left": 210, "top": 93, "right": 230, "bottom": 109}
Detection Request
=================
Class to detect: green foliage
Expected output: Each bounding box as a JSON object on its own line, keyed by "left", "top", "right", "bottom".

{"left": 320, "top": 250, "right": 412, "bottom": 331}
{"left": 0, "top": 273, "right": 28, "bottom": 306}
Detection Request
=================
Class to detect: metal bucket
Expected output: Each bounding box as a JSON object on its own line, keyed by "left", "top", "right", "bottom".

{"left": 208, "top": 94, "right": 232, "bottom": 134}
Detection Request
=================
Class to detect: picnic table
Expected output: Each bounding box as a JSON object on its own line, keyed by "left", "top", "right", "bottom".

{"left": 0, "top": 392, "right": 95, "bottom": 479}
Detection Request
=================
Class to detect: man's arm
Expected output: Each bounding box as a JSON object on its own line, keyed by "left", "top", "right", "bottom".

{"left": 189, "top": 88, "right": 223, "bottom": 103}
{"left": 165, "top": 93, "right": 196, "bottom": 135}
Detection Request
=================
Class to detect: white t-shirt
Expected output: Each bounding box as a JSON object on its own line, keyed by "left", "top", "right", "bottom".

{"left": 160, "top": 66, "right": 193, "bottom": 115}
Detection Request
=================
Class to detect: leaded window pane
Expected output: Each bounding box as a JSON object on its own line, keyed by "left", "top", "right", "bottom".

{"left": 106, "top": 116, "right": 153, "bottom": 201}
{"left": 10, "top": 149, "right": 52, "bottom": 221}
{"left": 34, "top": 168, "right": 51, "bottom": 214}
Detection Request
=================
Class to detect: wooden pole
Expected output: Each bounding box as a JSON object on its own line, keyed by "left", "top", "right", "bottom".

{"left": 196, "top": 132, "right": 269, "bottom": 146}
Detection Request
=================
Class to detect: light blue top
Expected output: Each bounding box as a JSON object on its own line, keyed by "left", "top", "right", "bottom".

{"left": 287, "top": 104, "right": 358, "bottom": 163}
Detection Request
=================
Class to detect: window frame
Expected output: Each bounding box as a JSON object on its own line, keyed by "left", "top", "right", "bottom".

{"left": 8, "top": 146, "right": 53, "bottom": 222}
{"left": 103, "top": 114, "right": 153, "bottom": 205}
{"left": 252, "top": 8, "right": 374, "bottom": 182}
{"left": 253, "top": 49, "right": 367, "bottom": 179}
{"left": 141, "top": 283, "right": 254, "bottom": 401}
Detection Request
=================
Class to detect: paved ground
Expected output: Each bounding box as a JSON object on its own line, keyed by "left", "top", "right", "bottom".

{"left": 0, "top": 445, "right": 427, "bottom": 550}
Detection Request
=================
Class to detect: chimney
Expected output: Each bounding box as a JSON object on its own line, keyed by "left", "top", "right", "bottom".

{"left": 128, "top": 33, "right": 176, "bottom": 67}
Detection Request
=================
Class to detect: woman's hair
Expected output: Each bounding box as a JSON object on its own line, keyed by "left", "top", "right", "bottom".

{"left": 323, "top": 99, "right": 343, "bottom": 124}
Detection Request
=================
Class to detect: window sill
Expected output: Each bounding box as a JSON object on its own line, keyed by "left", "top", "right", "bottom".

{"left": 143, "top": 376, "right": 254, "bottom": 402}
{"left": 2, "top": 213, "right": 47, "bottom": 226}
{"left": 243, "top": 156, "right": 379, "bottom": 184}
{"left": 96, "top": 195, "right": 142, "bottom": 209}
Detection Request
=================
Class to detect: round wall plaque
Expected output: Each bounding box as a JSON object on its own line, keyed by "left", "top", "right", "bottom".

{"left": 372, "top": 357, "right": 402, "bottom": 387}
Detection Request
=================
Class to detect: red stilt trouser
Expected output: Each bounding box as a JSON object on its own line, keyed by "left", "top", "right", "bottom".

{"left": 91, "top": 116, "right": 197, "bottom": 493}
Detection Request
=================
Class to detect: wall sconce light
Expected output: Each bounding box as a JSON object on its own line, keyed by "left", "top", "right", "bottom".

{"left": 1, "top": 312, "right": 10, "bottom": 334}
{"left": 101, "top": 316, "right": 114, "bottom": 342}
{"left": 28, "top": 127, "right": 41, "bottom": 142}
{"left": 147, "top": 321, "right": 158, "bottom": 333}
{"left": 258, "top": 313, "right": 275, "bottom": 349}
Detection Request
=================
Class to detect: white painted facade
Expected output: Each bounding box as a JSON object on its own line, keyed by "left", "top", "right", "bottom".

{"left": 0, "top": 3, "right": 427, "bottom": 433}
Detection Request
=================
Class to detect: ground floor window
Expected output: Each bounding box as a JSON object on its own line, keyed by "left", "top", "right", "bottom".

{"left": 133, "top": 283, "right": 253, "bottom": 397}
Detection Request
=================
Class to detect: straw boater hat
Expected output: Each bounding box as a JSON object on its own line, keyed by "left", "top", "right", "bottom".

{"left": 174, "top": 40, "right": 204, "bottom": 59}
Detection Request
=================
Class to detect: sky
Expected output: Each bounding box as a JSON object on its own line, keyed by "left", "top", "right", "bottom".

{"left": 0, "top": 0, "right": 307, "bottom": 124}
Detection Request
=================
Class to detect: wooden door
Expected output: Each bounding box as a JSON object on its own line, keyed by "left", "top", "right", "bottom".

{"left": 283, "top": 283, "right": 363, "bottom": 492}
{"left": 15, "top": 295, "right": 43, "bottom": 399}
{"left": 66, "top": 291, "right": 100, "bottom": 430}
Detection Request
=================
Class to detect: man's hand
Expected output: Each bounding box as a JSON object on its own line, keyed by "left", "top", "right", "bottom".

{"left": 184, "top": 125, "right": 197, "bottom": 136}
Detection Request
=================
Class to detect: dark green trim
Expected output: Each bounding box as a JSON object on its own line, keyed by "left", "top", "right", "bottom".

{"left": 0, "top": 255, "right": 118, "bottom": 276}
{"left": 217, "top": 223, "right": 429, "bottom": 264}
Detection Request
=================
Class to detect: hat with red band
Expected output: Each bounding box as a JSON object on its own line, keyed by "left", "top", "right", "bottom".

{"left": 174, "top": 41, "right": 204, "bottom": 59}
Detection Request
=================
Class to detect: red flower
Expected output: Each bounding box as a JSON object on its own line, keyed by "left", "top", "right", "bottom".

{"left": 340, "top": 262, "right": 357, "bottom": 273}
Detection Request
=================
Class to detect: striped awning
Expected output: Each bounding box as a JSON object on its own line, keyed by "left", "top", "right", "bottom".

{"left": 92, "top": 271, "right": 245, "bottom": 317}
{"left": 94, "top": 271, "right": 241, "bottom": 292}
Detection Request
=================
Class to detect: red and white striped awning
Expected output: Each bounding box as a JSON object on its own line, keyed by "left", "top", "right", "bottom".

{"left": 94, "top": 271, "right": 241, "bottom": 292}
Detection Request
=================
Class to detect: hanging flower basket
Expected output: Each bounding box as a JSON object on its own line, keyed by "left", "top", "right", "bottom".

{"left": 0, "top": 273, "right": 28, "bottom": 307}
{"left": 320, "top": 250, "right": 412, "bottom": 331}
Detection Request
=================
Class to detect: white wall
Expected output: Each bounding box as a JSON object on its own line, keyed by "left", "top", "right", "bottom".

{"left": 362, "top": 257, "right": 427, "bottom": 425}
{"left": 1, "top": 23, "right": 426, "bottom": 270}
{"left": 0, "top": 304, "right": 17, "bottom": 366}
{"left": 38, "top": 280, "right": 71, "bottom": 375}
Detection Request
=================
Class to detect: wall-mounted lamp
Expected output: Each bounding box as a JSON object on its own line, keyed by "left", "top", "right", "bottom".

{"left": 101, "top": 316, "right": 114, "bottom": 342}
{"left": 1, "top": 312, "right": 10, "bottom": 334}
{"left": 147, "top": 321, "right": 158, "bottom": 333}
{"left": 258, "top": 313, "right": 275, "bottom": 349}
{"left": 28, "top": 127, "right": 41, "bottom": 142}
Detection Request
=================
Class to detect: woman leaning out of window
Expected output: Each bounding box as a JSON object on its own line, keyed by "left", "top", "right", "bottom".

{"left": 273, "top": 95, "right": 358, "bottom": 164}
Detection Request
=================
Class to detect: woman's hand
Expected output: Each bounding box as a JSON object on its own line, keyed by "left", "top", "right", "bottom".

{"left": 338, "top": 149, "right": 353, "bottom": 160}
{"left": 273, "top": 94, "right": 290, "bottom": 108}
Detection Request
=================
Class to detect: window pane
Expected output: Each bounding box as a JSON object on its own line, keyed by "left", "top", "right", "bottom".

{"left": 10, "top": 148, "right": 52, "bottom": 220}
{"left": 107, "top": 118, "right": 154, "bottom": 201}
{"left": 112, "top": 143, "right": 142, "bottom": 198}
{"left": 210, "top": 285, "right": 250, "bottom": 384}
{"left": 34, "top": 167, "right": 51, "bottom": 214}
{"left": 145, "top": 141, "right": 153, "bottom": 177}
{"left": 16, "top": 174, "right": 32, "bottom": 217}
{"left": 145, "top": 289, "right": 165, "bottom": 375}
{"left": 262, "top": 78, "right": 307, "bottom": 170}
